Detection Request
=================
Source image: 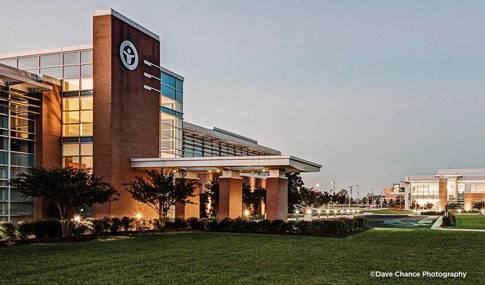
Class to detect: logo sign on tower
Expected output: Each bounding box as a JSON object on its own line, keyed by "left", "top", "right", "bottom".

{"left": 120, "top": 40, "right": 139, "bottom": 70}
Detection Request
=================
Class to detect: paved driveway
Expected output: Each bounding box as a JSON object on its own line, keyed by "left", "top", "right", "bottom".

{"left": 363, "top": 214, "right": 437, "bottom": 229}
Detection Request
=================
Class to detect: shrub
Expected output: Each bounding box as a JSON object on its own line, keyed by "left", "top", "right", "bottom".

{"left": 168, "top": 218, "right": 187, "bottom": 230}
{"left": 140, "top": 218, "right": 153, "bottom": 231}
{"left": 186, "top": 217, "right": 201, "bottom": 230}
{"left": 16, "top": 221, "right": 34, "bottom": 240}
{"left": 121, "top": 217, "right": 134, "bottom": 231}
{"left": 110, "top": 218, "right": 123, "bottom": 233}
{"left": 294, "top": 221, "right": 313, "bottom": 235}
{"left": 32, "top": 220, "right": 62, "bottom": 238}
{"left": 0, "top": 222, "right": 17, "bottom": 240}
{"left": 442, "top": 213, "right": 456, "bottom": 227}
{"left": 91, "top": 218, "right": 110, "bottom": 234}
{"left": 16, "top": 221, "right": 34, "bottom": 239}
{"left": 217, "top": 218, "right": 235, "bottom": 232}
{"left": 72, "top": 220, "right": 91, "bottom": 236}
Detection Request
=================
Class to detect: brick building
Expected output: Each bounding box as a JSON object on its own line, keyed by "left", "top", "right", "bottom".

{"left": 0, "top": 8, "right": 320, "bottom": 223}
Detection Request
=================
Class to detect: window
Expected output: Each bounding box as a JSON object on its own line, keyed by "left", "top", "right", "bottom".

{"left": 471, "top": 184, "right": 485, "bottom": 193}
{"left": 63, "top": 156, "right": 80, "bottom": 168}
{"left": 0, "top": 58, "right": 17, "bottom": 68}
{"left": 40, "top": 67, "right": 62, "bottom": 79}
{"left": 63, "top": 124, "right": 80, "bottom": 137}
{"left": 64, "top": 66, "right": 79, "bottom": 78}
{"left": 63, "top": 111, "right": 79, "bottom": 124}
{"left": 81, "top": 64, "right": 93, "bottom": 77}
{"left": 161, "top": 85, "right": 176, "bottom": 99}
{"left": 176, "top": 79, "right": 183, "bottom": 91}
{"left": 80, "top": 111, "right": 93, "bottom": 123}
{"left": 64, "top": 53, "right": 79, "bottom": 65}
{"left": 80, "top": 124, "right": 93, "bottom": 136}
{"left": 81, "top": 51, "right": 93, "bottom": 64}
{"left": 80, "top": 97, "right": 93, "bottom": 110}
{"left": 81, "top": 157, "right": 93, "bottom": 169}
{"left": 63, "top": 98, "right": 80, "bottom": 111}
{"left": 18, "top": 56, "right": 38, "bottom": 69}
{"left": 63, "top": 79, "right": 80, "bottom": 91}
{"left": 63, "top": 144, "right": 79, "bottom": 156}
{"left": 80, "top": 143, "right": 93, "bottom": 155}
{"left": 162, "top": 73, "right": 176, "bottom": 88}
{"left": 11, "top": 139, "right": 34, "bottom": 153}
{"left": 40, "top": 54, "right": 62, "bottom": 67}
{"left": 80, "top": 77, "right": 93, "bottom": 90}
{"left": 10, "top": 153, "right": 34, "bottom": 167}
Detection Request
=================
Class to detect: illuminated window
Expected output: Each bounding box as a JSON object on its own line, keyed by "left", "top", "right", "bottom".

{"left": 80, "top": 77, "right": 93, "bottom": 90}
{"left": 80, "top": 97, "right": 93, "bottom": 110}
{"left": 63, "top": 125, "right": 80, "bottom": 137}
{"left": 63, "top": 111, "right": 79, "bottom": 124}
{"left": 471, "top": 184, "right": 485, "bottom": 193}
{"left": 63, "top": 144, "right": 79, "bottom": 156}
{"left": 80, "top": 143, "right": 93, "bottom": 155}
{"left": 80, "top": 111, "right": 93, "bottom": 123}
{"left": 63, "top": 98, "right": 79, "bottom": 111}
{"left": 63, "top": 79, "right": 80, "bottom": 91}
{"left": 80, "top": 124, "right": 93, "bottom": 136}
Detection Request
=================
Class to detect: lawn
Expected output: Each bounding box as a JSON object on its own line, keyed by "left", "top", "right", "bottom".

{"left": 1, "top": 230, "right": 484, "bottom": 284}
{"left": 363, "top": 209, "right": 414, "bottom": 215}
{"left": 455, "top": 214, "right": 485, "bottom": 229}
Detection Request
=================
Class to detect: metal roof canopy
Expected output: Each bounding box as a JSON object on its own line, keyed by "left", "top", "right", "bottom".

{"left": 0, "top": 63, "right": 53, "bottom": 92}
{"left": 131, "top": 155, "right": 321, "bottom": 173}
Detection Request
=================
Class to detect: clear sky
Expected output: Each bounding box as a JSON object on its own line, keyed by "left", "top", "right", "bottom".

{"left": 2, "top": 1, "right": 485, "bottom": 197}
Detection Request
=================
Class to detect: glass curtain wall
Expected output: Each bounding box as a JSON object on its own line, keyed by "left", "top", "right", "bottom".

{"left": 160, "top": 72, "right": 183, "bottom": 158}
{"left": 410, "top": 182, "right": 439, "bottom": 202}
{"left": 0, "top": 81, "right": 40, "bottom": 222}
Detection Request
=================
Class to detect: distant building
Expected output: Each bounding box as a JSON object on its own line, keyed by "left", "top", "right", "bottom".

{"left": 402, "top": 169, "right": 485, "bottom": 211}
{"left": 382, "top": 184, "right": 405, "bottom": 206}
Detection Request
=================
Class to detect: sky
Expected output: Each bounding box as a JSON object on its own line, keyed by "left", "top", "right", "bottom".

{"left": 2, "top": 1, "right": 485, "bottom": 197}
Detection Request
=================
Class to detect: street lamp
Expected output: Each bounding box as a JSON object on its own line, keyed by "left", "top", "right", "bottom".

{"left": 370, "top": 188, "right": 374, "bottom": 208}
{"left": 331, "top": 181, "right": 336, "bottom": 209}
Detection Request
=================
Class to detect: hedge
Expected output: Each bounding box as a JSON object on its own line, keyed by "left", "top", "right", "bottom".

{"left": 1, "top": 216, "right": 368, "bottom": 241}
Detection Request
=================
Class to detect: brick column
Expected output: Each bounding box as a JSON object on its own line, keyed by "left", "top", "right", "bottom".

{"left": 219, "top": 170, "right": 243, "bottom": 220}
{"left": 439, "top": 181, "right": 447, "bottom": 211}
{"left": 266, "top": 169, "right": 288, "bottom": 221}
{"left": 174, "top": 172, "right": 200, "bottom": 219}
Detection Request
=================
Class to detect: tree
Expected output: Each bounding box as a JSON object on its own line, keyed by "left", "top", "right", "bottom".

{"left": 242, "top": 183, "right": 266, "bottom": 215}
{"left": 473, "top": 201, "right": 485, "bottom": 210}
{"left": 10, "top": 167, "right": 119, "bottom": 237}
{"left": 395, "top": 195, "right": 403, "bottom": 208}
{"left": 205, "top": 179, "right": 220, "bottom": 219}
{"left": 361, "top": 197, "right": 368, "bottom": 205}
{"left": 124, "top": 169, "right": 199, "bottom": 230}
{"left": 389, "top": 199, "right": 395, "bottom": 207}
{"left": 286, "top": 172, "right": 303, "bottom": 213}
{"left": 300, "top": 187, "right": 318, "bottom": 208}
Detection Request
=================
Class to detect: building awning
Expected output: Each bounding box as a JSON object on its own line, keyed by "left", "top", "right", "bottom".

{"left": 0, "top": 63, "right": 53, "bottom": 92}
{"left": 131, "top": 155, "right": 321, "bottom": 173}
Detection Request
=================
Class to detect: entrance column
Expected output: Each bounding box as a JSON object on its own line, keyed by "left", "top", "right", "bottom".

{"left": 266, "top": 169, "right": 288, "bottom": 221}
{"left": 219, "top": 170, "right": 243, "bottom": 220}
{"left": 175, "top": 171, "right": 200, "bottom": 219}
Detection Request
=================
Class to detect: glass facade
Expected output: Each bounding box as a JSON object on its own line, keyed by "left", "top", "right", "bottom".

{"left": 0, "top": 49, "right": 93, "bottom": 221}
{"left": 183, "top": 129, "right": 275, "bottom": 157}
{"left": 0, "top": 75, "right": 40, "bottom": 222}
{"left": 410, "top": 182, "right": 439, "bottom": 202}
{"left": 160, "top": 72, "right": 183, "bottom": 158}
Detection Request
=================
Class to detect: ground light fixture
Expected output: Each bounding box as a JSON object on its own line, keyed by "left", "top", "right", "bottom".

{"left": 458, "top": 209, "right": 462, "bottom": 214}
{"left": 136, "top": 213, "right": 142, "bottom": 219}
{"left": 74, "top": 216, "right": 81, "bottom": 222}
{"left": 482, "top": 209, "right": 485, "bottom": 215}
{"left": 244, "top": 210, "right": 250, "bottom": 219}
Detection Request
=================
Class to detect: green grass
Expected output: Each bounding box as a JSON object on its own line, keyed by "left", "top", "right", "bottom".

{"left": 1, "top": 230, "right": 484, "bottom": 284}
{"left": 455, "top": 214, "right": 485, "bottom": 229}
{"left": 363, "top": 209, "right": 414, "bottom": 215}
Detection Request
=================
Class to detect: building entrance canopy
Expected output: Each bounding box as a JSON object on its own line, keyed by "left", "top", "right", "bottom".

{"left": 130, "top": 155, "right": 321, "bottom": 174}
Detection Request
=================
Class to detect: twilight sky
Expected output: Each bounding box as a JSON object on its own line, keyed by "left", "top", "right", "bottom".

{"left": 2, "top": 1, "right": 485, "bottom": 197}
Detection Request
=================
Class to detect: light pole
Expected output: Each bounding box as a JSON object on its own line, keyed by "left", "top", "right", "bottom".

{"left": 349, "top": 185, "right": 353, "bottom": 209}
{"left": 356, "top": 184, "right": 359, "bottom": 206}
{"left": 371, "top": 188, "right": 374, "bottom": 208}
{"left": 379, "top": 190, "right": 382, "bottom": 209}
{"left": 331, "top": 181, "right": 335, "bottom": 209}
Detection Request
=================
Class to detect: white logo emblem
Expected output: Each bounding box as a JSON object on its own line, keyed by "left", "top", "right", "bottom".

{"left": 120, "top": 40, "right": 138, "bottom": 70}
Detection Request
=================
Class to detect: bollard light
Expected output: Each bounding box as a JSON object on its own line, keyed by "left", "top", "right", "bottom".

{"left": 482, "top": 209, "right": 485, "bottom": 215}
{"left": 74, "top": 216, "right": 81, "bottom": 222}
{"left": 458, "top": 209, "right": 462, "bottom": 214}
{"left": 306, "top": 209, "right": 312, "bottom": 215}
{"left": 296, "top": 210, "right": 299, "bottom": 221}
